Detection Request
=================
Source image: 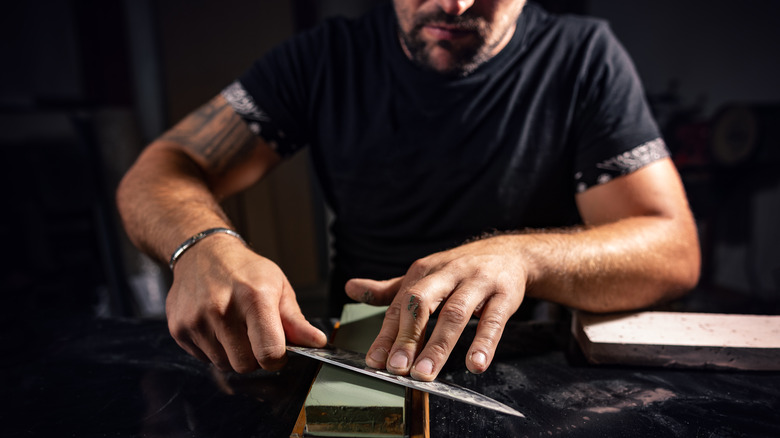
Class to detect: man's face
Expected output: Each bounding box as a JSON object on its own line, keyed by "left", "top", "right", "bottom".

{"left": 393, "top": 0, "right": 527, "bottom": 77}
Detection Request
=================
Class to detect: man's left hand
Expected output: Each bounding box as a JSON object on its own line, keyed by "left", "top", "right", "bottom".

{"left": 345, "top": 236, "right": 527, "bottom": 381}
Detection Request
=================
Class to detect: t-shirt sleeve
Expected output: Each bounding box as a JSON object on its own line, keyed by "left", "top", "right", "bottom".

{"left": 571, "top": 22, "right": 669, "bottom": 193}
{"left": 221, "top": 27, "right": 324, "bottom": 158}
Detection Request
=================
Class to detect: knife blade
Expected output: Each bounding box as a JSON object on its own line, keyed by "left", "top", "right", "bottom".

{"left": 286, "top": 344, "right": 525, "bottom": 418}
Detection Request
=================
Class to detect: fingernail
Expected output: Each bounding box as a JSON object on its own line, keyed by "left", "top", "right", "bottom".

{"left": 414, "top": 358, "right": 434, "bottom": 375}
{"left": 369, "top": 348, "right": 388, "bottom": 364}
{"left": 472, "top": 351, "right": 487, "bottom": 368}
{"left": 389, "top": 352, "right": 408, "bottom": 369}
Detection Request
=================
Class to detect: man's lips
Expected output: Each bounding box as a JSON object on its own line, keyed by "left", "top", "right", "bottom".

{"left": 422, "top": 23, "right": 475, "bottom": 40}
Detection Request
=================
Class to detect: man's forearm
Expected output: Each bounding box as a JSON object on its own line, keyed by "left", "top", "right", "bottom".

{"left": 117, "top": 94, "right": 276, "bottom": 264}
{"left": 116, "top": 143, "right": 235, "bottom": 263}
{"left": 512, "top": 215, "right": 700, "bottom": 312}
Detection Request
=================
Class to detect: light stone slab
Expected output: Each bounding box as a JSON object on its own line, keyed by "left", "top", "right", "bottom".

{"left": 573, "top": 311, "right": 780, "bottom": 370}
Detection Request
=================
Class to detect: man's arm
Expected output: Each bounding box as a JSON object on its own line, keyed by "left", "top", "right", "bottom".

{"left": 117, "top": 94, "right": 327, "bottom": 373}
{"left": 345, "top": 158, "right": 700, "bottom": 381}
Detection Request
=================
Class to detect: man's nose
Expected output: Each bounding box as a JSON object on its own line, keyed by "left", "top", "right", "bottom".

{"left": 434, "top": 0, "right": 476, "bottom": 16}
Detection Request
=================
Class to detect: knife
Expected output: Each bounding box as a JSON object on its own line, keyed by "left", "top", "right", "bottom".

{"left": 287, "top": 344, "right": 525, "bottom": 418}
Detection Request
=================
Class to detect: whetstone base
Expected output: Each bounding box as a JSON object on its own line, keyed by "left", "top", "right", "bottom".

{"left": 573, "top": 311, "right": 780, "bottom": 371}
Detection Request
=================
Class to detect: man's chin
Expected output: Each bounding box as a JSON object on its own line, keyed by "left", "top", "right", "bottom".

{"left": 418, "top": 47, "right": 481, "bottom": 77}
{"left": 401, "top": 32, "right": 484, "bottom": 77}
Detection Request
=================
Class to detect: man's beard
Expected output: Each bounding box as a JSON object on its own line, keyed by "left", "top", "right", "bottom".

{"left": 399, "top": 10, "right": 498, "bottom": 77}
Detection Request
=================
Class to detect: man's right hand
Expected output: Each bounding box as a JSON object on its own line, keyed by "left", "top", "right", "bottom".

{"left": 165, "top": 233, "right": 327, "bottom": 373}
{"left": 116, "top": 93, "right": 327, "bottom": 372}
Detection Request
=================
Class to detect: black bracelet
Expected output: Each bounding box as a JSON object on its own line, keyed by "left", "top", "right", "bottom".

{"left": 168, "top": 227, "right": 246, "bottom": 271}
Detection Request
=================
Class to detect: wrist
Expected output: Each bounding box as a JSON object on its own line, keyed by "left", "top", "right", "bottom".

{"left": 169, "top": 227, "right": 247, "bottom": 271}
{"left": 474, "top": 233, "right": 542, "bottom": 292}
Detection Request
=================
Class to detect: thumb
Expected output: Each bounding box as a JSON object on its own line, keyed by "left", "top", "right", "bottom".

{"left": 345, "top": 276, "right": 404, "bottom": 306}
{"left": 279, "top": 288, "right": 328, "bottom": 347}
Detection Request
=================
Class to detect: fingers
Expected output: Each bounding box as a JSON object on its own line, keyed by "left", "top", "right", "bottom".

{"left": 364, "top": 302, "right": 399, "bottom": 368}
{"left": 168, "top": 294, "right": 266, "bottom": 373}
{"left": 244, "top": 294, "right": 288, "bottom": 372}
{"left": 168, "top": 316, "right": 234, "bottom": 372}
{"left": 362, "top": 250, "right": 523, "bottom": 381}
{"left": 171, "top": 286, "right": 324, "bottom": 374}
{"left": 466, "top": 294, "right": 513, "bottom": 374}
{"left": 215, "top": 320, "right": 260, "bottom": 373}
{"left": 367, "top": 269, "right": 455, "bottom": 376}
{"left": 167, "top": 251, "right": 326, "bottom": 374}
{"left": 242, "top": 280, "right": 327, "bottom": 372}
{"left": 409, "top": 281, "right": 486, "bottom": 381}
{"left": 169, "top": 328, "right": 212, "bottom": 364}
{"left": 345, "top": 277, "right": 404, "bottom": 305}
{"left": 278, "top": 284, "right": 328, "bottom": 347}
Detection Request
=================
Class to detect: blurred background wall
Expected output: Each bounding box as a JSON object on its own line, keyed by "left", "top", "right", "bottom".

{"left": 1, "top": 0, "right": 778, "bottom": 321}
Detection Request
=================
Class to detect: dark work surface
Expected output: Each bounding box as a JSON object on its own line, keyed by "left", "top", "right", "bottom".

{"left": 1, "top": 315, "right": 325, "bottom": 438}
{"left": 430, "top": 321, "right": 780, "bottom": 437}
{"left": 2, "top": 315, "right": 779, "bottom": 437}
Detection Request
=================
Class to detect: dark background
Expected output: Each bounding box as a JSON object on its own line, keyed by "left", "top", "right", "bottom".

{"left": 2, "top": 0, "right": 779, "bottom": 322}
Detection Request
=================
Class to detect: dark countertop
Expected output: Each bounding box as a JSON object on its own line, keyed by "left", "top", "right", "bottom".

{"left": 3, "top": 314, "right": 779, "bottom": 437}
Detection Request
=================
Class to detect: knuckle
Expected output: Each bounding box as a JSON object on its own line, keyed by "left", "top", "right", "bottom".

{"left": 168, "top": 316, "right": 201, "bottom": 343}
{"left": 235, "top": 282, "right": 279, "bottom": 313}
{"left": 394, "top": 331, "right": 421, "bottom": 347}
{"left": 202, "top": 348, "right": 231, "bottom": 371}
{"left": 205, "top": 300, "right": 229, "bottom": 321}
{"left": 424, "top": 338, "right": 454, "bottom": 360}
{"left": 167, "top": 319, "right": 187, "bottom": 341}
{"left": 409, "top": 257, "right": 434, "bottom": 276}
{"left": 401, "top": 289, "right": 425, "bottom": 308}
{"left": 438, "top": 299, "right": 471, "bottom": 326}
{"left": 471, "top": 267, "right": 492, "bottom": 284}
{"left": 479, "top": 312, "right": 506, "bottom": 332}
{"left": 205, "top": 348, "right": 232, "bottom": 371}
{"left": 214, "top": 362, "right": 234, "bottom": 372}
{"left": 455, "top": 258, "right": 491, "bottom": 282}
{"left": 373, "top": 333, "right": 399, "bottom": 349}
{"left": 248, "top": 282, "right": 277, "bottom": 299}
{"left": 385, "top": 302, "right": 402, "bottom": 320}
{"left": 241, "top": 295, "right": 267, "bottom": 320}
{"left": 254, "top": 344, "right": 285, "bottom": 367}
{"left": 232, "top": 357, "right": 259, "bottom": 374}
{"left": 233, "top": 282, "right": 257, "bottom": 300}
{"left": 232, "top": 364, "right": 253, "bottom": 374}
{"left": 400, "top": 288, "right": 430, "bottom": 315}
{"left": 445, "top": 256, "right": 470, "bottom": 272}
{"left": 475, "top": 319, "right": 507, "bottom": 351}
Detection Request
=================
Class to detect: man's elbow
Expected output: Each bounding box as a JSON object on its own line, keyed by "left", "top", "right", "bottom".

{"left": 649, "top": 212, "right": 702, "bottom": 305}
{"left": 666, "top": 239, "right": 702, "bottom": 301}
{"left": 640, "top": 237, "right": 702, "bottom": 310}
{"left": 680, "top": 252, "right": 702, "bottom": 292}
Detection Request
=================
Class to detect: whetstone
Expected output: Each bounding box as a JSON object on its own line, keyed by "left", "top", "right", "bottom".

{"left": 302, "top": 304, "right": 408, "bottom": 437}
{"left": 573, "top": 311, "right": 780, "bottom": 370}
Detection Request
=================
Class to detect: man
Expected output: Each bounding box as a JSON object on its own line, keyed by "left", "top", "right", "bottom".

{"left": 117, "top": 0, "right": 700, "bottom": 382}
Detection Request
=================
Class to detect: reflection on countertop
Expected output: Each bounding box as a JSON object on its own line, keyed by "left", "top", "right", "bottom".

{"left": 2, "top": 315, "right": 324, "bottom": 437}
{"left": 3, "top": 313, "right": 780, "bottom": 437}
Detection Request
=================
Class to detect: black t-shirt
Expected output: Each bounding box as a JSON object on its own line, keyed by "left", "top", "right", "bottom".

{"left": 223, "top": 2, "right": 668, "bottom": 280}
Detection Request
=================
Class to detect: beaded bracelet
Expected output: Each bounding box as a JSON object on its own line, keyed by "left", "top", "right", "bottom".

{"left": 168, "top": 227, "right": 246, "bottom": 271}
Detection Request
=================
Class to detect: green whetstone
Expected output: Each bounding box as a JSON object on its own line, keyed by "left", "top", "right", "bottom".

{"left": 304, "top": 304, "right": 406, "bottom": 437}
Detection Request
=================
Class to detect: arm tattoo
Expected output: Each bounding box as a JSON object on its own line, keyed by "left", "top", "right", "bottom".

{"left": 160, "top": 97, "right": 256, "bottom": 175}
